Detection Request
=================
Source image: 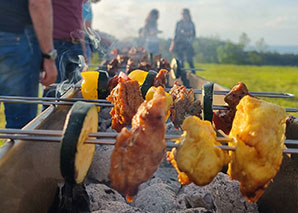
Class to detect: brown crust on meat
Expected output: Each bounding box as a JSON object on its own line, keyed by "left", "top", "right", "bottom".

{"left": 106, "top": 80, "right": 144, "bottom": 132}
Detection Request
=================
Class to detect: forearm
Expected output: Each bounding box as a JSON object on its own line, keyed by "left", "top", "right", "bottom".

{"left": 29, "top": 0, "right": 54, "bottom": 54}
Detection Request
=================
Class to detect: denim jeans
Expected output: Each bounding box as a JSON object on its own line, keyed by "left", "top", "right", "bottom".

{"left": 54, "top": 39, "right": 83, "bottom": 83}
{"left": 0, "top": 27, "right": 41, "bottom": 128}
{"left": 43, "top": 40, "right": 83, "bottom": 99}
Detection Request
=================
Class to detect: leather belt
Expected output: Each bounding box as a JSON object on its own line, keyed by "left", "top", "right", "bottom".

{"left": 59, "top": 37, "right": 82, "bottom": 44}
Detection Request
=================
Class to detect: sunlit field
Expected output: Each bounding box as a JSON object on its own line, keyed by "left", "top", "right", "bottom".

{"left": 195, "top": 64, "right": 298, "bottom": 117}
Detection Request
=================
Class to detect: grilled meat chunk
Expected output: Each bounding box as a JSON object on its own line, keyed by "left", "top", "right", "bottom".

{"left": 213, "top": 82, "right": 251, "bottom": 134}
{"left": 109, "top": 87, "right": 167, "bottom": 202}
{"left": 153, "top": 69, "right": 168, "bottom": 88}
{"left": 169, "top": 81, "right": 202, "bottom": 128}
{"left": 167, "top": 116, "right": 229, "bottom": 186}
{"left": 106, "top": 80, "right": 144, "bottom": 132}
{"left": 228, "top": 95, "right": 287, "bottom": 202}
{"left": 156, "top": 58, "right": 171, "bottom": 71}
{"left": 107, "top": 58, "right": 119, "bottom": 76}
{"left": 138, "top": 61, "right": 152, "bottom": 72}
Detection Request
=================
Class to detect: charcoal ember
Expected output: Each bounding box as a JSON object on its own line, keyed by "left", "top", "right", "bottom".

{"left": 138, "top": 166, "right": 181, "bottom": 194}
{"left": 86, "top": 183, "right": 125, "bottom": 211}
{"left": 98, "top": 108, "right": 112, "bottom": 132}
{"left": 86, "top": 145, "right": 114, "bottom": 184}
{"left": 176, "top": 184, "right": 214, "bottom": 211}
{"left": 286, "top": 115, "right": 298, "bottom": 139}
{"left": 210, "top": 173, "right": 258, "bottom": 213}
{"left": 99, "top": 107, "right": 112, "bottom": 120}
{"left": 133, "top": 183, "right": 176, "bottom": 212}
{"left": 168, "top": 207, "right": 212, "bottom": 213}
{"left": 86, "top": 183, "right": 145, "bottom": 212}
{"left": 92, "top": 201, "right": 144, "bottom": 213}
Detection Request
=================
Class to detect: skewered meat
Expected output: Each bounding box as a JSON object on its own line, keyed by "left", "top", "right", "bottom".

{"left": 107, "top": 58, "right": 119, "bottom": 76}
{"left": 138, "top": 61, "right": 152, "bottom": 72}
{"left": 167, "top": 116, "right": 229, "bottom": 185}
{"left": 106, "top": 79, "right": 144, "bottom": 132}
{"left": 169, "top": 81, "right": 202, "bottom": 128}
{"left": 153, "top": 69, "right": 168, "bottom": 88}
{"left": 228, "top": 95, "right": 287, "bottom": 202}
{"left": 156, "top": 58, "right": 171, "bottom": 71}
{"left": 109, "top": 87, "right": 167, "bottom": 202}
{"left": 213, "top": 82, "right": 251, "bottom": 134}
{"left": 126, "top": 58, "right": 137, "bottom": 74}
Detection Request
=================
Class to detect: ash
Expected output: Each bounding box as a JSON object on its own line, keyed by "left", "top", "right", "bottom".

{"left": 85, "top": 107, "right": 258, "bottom": 213}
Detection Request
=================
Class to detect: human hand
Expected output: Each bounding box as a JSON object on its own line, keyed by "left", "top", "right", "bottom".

{"left": 40, "top": 59, "right": 58, "bottom": 87}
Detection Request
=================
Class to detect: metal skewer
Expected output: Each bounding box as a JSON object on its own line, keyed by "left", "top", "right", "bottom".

{"left": 0, "top": 97, "right": 296, "bottom": 112}
{"left": 0, "top": 98, "right": 114, "bottom": 107}
{"left": 48, "top": 82, "right": 295, "bottom": 99}
{"left": 164, "top": 88, "right": 295, "bottom": 98}
{"left": 0, "top": 95, "right": 110, "bottom": 103}
{"left": 0, "top": 129, "right": 298, "bottom": 153}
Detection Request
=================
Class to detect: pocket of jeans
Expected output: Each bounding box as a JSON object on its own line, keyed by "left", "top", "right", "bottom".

{"left": 0, "top": 36, "right": 21, "bottom": 47}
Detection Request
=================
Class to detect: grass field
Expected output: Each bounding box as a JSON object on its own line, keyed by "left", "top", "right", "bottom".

{"left": 195, "top": 64, "right": 298, "bottom": 117}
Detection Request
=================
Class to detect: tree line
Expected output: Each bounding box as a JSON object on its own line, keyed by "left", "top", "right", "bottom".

{"left": 159, "top": 33, "right": 298, "bottom": 66}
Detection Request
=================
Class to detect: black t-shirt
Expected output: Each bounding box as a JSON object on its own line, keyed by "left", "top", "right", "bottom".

{"left": 0, "top": 0, "right": 32, "bottom": 34}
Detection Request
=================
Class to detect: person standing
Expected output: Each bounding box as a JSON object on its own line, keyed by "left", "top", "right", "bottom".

{"left": 140, "top": 9, "right": 161, "bottom": 56}
{"left": 43, "top": 0, "right": 86, "bottom": 100}
{"left": 52, "top": 0, "right": 86, "bottom": 84}
{"left": 0, "top": 0, "right": 57, "bottom": 128}
{"left": 170, "top": 8, "right": 196, "bottom": 73}
{"left": 82, "top": 0, "right": 94, "bottom": 64}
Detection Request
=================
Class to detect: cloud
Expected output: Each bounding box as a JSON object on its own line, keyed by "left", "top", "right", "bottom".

{"left": 91, "top": 0, "right": 298, "bottom": 45}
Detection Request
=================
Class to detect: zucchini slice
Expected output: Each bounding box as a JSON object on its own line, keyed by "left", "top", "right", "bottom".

{"left": 60, "top": 101, "right": 98, "bottom": 184}
{"left": 97, "top": 70, "right": 109, "bottom": 99}
{"left": 202, "top": 82, "right": 214, "bottom": 122}
{"left": 140, "top": 70, "right": 157, "bottom": 98}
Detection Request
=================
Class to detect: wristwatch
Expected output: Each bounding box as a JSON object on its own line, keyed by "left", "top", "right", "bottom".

{"left": 42, "top": 49, "right": 57, "bottom": 60}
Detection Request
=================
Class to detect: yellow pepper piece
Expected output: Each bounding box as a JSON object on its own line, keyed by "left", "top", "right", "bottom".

{"left": 128, "top": 70, "right": 148, "bottom": 85}
{"left": 146, "top": 86, "right": 173, "bottom": 120}
{"left": 81, "top": 71, "right": 99, "bottom": 100}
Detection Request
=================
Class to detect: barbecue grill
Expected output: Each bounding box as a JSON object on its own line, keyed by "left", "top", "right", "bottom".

{"left": 0, "top": 73, "right": 297, "bottom": 212}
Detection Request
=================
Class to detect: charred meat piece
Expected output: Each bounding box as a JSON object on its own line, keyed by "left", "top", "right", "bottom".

{"left": 157, "top": 58, "right": 171, "bottom": 71}
{"left": 169, "top": 81, "right": 202, "bottom": 128}
{"left": 109, "top": 87, "right": 167, "bottom": 202}
{"left": 106, "top": 80, "right": 144, "bottom": 132}
{"left": 138, "top": 61, "right": 152, "bottom": 72}
{"left": 224, "top": 82, "right": 249, "bottom": 108}
{"left": 107, "top": 75, "right": 119, "bottom": 94}
{"left": 116, "top": 54, "right": 129, "bottom": 65}
{"left": 107, "top": 58, "right": 119, "bottom": 76}
{"left": 213, "top": 82, "right": 251, "bottom": 134}
{"left": 126, "top": 58, "right": 137, "bottom": 74}
{"left": 153, "top": 69, "right": 168, "bottom": 88}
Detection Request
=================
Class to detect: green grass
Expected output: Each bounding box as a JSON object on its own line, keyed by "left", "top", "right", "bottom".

{"left": 195, "top": 64, "right": 298, "bottom": 116}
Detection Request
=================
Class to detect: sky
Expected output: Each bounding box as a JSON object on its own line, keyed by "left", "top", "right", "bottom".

{"left": 92, "top": 0, "right": 298, "bottom": 46}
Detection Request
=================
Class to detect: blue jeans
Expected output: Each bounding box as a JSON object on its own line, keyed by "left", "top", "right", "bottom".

{"left": 0, "top": 27, "right": 41, "bottom": 128}
{"left": 43, "top": 40, "right": 83, "bottom": 99}
{"left": 54, "top": 39, "right": 83, "bottom": 83}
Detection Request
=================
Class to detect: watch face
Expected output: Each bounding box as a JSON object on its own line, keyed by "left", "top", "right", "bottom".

{"left": 49, "top": 49, "right": 57, "bottom": 60}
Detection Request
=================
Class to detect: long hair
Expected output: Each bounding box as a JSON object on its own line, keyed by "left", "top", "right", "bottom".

{"left": 182, "top": 8, "right": 192, "bottom": 22}
{"left": 145, "top": 9, "right": 159, "bottom": 27}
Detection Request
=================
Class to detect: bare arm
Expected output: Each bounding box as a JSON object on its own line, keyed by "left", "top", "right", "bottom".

{"left": 29, "top": 0, "right": 57, "bottom": 86}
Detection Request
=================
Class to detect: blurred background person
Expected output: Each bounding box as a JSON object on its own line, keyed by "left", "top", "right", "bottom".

{"left": 170, "top": 8, "right": 196, "bottom": 73}
{"left": 82, "top": 0, "right": 99, "bottom": 64}
{"left": 139, "top": 9, "right": 161, "bottom": 56}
